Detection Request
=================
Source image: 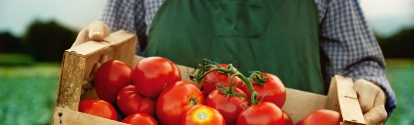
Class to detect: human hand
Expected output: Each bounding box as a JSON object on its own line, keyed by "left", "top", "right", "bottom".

{"left": 74, "top": 21, "right": 110, "bottom": 100}
{"left": 354, "top": 79, "right": 387, "bottom": 125}
{"left": 72, "top": 21, "right": 110, "bottom": 48}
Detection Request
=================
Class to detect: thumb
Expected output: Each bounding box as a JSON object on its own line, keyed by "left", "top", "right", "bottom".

{"left": 88, "top": 21, "right": 110, "bottom": 41}
{"left": 363, "top": 105, "right": 387, "bottom": 125}
{"left": 72, "top": 21, "right": 110, "bottom": 48}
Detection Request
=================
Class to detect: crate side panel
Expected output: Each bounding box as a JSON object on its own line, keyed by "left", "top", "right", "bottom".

{"left": 335, "top": 75, "right": 365, "bottom": 125}
{"left": 53, "top": 107, "right": 128, "bottom": 125}
{"left": 82, "top": 47, "right": 114, "bottom": 79}
{"left": 112, "top": 36, "right": 137, "bottom": 68}
{"left": 57, "top": 53, "right": 85, "bottom": 110}
{"left": 282, "top": 88, "right": 327, "bottom": 124}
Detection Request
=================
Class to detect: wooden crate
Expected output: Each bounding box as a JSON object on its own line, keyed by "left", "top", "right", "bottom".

{"left": 52, "top": 30, "right": 365, "bottom": 125}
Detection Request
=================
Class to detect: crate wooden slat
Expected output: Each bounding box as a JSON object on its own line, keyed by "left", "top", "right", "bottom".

{"left": 326, "top": 75, "right": 366, "bottom": 125}
{"left": 53, "top": 30, "right": 365, "bottom": 124}
{"left": 53, "top": 30, "right": 136, "bottom": 125}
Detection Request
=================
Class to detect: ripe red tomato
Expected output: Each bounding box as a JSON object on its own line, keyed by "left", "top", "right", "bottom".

{"left": 202, "top": 64, "right": 243, "bottom": 97}
{"left": 300, "top": 109, "right": 341, "bottom": 125}
{"left": 78, "top": 99, "right": 118, "bottom": 121}
{"left": 240, "top": 73, "right": 286, "bottom": 108}
{"left": 95, "top": 60, "right": 132, "bottom": 104}
{"left": 122, "top": 113, "right": 158, "bottom": 125}
{"left": 237, "top": 102, "right": 284, "bottom": 125}
{"left": 182, "top": 105, "right": 225, "bottom": 125}
{"left": 156, "top": 81, "right": 204, "bottom": 125}
{"left": 205, "top": 88, "right": 249, "bottom": 125}
{"left": 117, "top": 85, "right": 155, "bottom": 117}
{"left": 133, "top": 57, "right": 181, "bottom": 98}
{"left": 296, "top": 120, "right": 304, "bottom": 125}
{"left": 283, "top": 110, "right": 293, "bottom": 125}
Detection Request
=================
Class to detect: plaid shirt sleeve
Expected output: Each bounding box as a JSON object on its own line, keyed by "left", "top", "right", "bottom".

{"left": 98, "top": 0, "right": 147, "bottom": 56}
{"left": 315, "top": 0, "right": 396, "bottom": 117}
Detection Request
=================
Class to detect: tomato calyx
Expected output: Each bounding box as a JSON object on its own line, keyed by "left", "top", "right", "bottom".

{"left": 192, "top": 59, "right": 261, "bottom": 105}
{"left": 250, "top": 71, "right": 269, "bottom": 86}
{"left": 189, "top": 95, "right": 199, "bottom": 107}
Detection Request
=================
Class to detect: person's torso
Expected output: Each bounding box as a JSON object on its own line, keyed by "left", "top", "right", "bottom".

{"left": 144, "top": 0, "right": 325, "bottom": 94}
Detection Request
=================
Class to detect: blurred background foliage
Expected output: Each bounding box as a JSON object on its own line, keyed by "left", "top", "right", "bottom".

{"left": 0, "top": 1, "right": 413, "bottom": 125}
{"left": 0, "top": 20, "right": 77, "bottom": 65}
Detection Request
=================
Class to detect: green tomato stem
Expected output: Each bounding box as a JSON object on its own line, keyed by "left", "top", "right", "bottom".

{"left": 194, "top": 61, "right": 259, "bottom": 105}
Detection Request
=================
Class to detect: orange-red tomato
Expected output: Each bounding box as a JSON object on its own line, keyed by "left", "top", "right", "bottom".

{"left": 117, "top": 85, "right": 155, "bottom": 117}
{"left": 205, "top": 88, "right": 249, "bottom": 125}
{"left": 182, "top": 105, "right": 225, "bottom": 125}
{"left": 300, "top": 109, "right": 341, "bottom": 125}
{"left": 95, "top": 60, "right": 132, "bottom": 105}
{"left": 240, "top": 73, "right": 286, "bottom": 108}
{"left": 156, "top": 81, "right": 204, "bottom": 125}
{"left": 202, "top": 64, "right": 243, "bottom": 98}
{"left": 78, "top": 99, "right": 117, "bottom": 121}
{"left": 237, "top": 102, "right": 284, "bottom": 125}
{"left": 133, "top": 57, "right": 181, "bottom": 98}
{"left": 122, "top": 113, "right": 158, "bottom": 125}
{"left": 283, "top": 110, "right": 294, "bottom": 125}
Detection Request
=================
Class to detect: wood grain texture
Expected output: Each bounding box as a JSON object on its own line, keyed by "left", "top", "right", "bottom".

{"left": 53, "top": 30, "right": 137, "bottom": 125}
{"left": 327, "top": 75, "right": 366, "bottom": 125}
{"left": 282, "top": 88, "right": 327, "bottom": 123}
{"left": 53, "top": 107, "right": 128, "bottom": 125}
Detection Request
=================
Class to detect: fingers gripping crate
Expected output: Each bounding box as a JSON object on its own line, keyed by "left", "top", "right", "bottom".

{"left": 52, "top": 30, "right": 366, "bottom": 125}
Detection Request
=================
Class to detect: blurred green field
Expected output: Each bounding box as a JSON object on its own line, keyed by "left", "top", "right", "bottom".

{"left": 0, "top": 59, "right": 412, "bottom": 125}
{"left": 0, "top": 64, "right": 60, "bottom": 125}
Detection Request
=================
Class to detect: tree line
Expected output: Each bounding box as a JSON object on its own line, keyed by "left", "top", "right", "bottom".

{"left": 0, "top": 20, "right": 77, "bottom": 63}
{"left": 0, "top": 20, "right": 413, "bottom": 64}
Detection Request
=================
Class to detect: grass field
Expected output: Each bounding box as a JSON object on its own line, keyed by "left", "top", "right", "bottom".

{"left": 0, "top": 64, "right": 60, "bottom": 125}
{"left": 0, "top": 59, "right": 412, "bottom": 125}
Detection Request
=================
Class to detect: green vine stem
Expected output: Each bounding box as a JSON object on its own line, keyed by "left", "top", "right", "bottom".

{"left": 191, "top": 60, "right": 263, "bottom": 105}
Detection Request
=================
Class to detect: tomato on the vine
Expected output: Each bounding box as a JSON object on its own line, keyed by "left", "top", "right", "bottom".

{"left": 299, "top": 109, "right": 341, "bottom": 125}
{"left": 78, "top": 99, "right": 118, "bottom": 121}
{"left": 94, "top": 60, "right": 133, "bottom": 105}
{"left": 202, "top": 64, "right": 243, "bottom": 97}
{"left": 117, "top": 85, "right": 155, "bottom": 117}
{"left": 237, "top": 102, "right": 284, "bottom": 125}
{"left": 205, "top": 88, "right": 249, "bottom": 125}
{"left": 156, "top": 81, "right": 204, "bottom": 125}
{"left": 182, "top": 105, "right": 225, "bottom": 125}
{"left": 241, "top": 73, "right": 286, "bottom": 108}
{"left": 122, "top": 113, "right": 158, "bottom": 125}
{"left": 133, "top": 57, "right": 181, "bottom": 98}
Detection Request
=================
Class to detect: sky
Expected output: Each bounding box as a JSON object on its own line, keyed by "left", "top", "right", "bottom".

{"left": 0, "top": 0, "right": 413, "bottom": 37}
{"left": 0, "top": 0, "right": 106, "bottom": 36}
{"left": 360, "top": 0, "right": 414, "bottom": 36}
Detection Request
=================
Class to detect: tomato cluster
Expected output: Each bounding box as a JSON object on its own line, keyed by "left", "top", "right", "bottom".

{"left": 78, "top": 57, "right": 340, "bottom": 125}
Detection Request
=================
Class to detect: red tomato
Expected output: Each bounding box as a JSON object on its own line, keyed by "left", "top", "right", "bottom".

{"left": 133, "top": 57, "right": 181, "bottom": 98}
{"left": 202, "top": 64, "right": 243, "bottom": 97}
{"left": 122, "top": 113, "right": 158, "bottom": 125}
{"left": 237, "top": 102, "right": 284, "bottom": 125}
{"left": 95, "top": 60, "right": 132, "bottom": 104}
{"left": 300, "top": 109, "right": 341, "bottom": 125}
{"left": 205, "top": 88, "right": 249, "bottom": 125}
{"left": 117, "top": 85, "right": 155, "bottom": 117}
{"left": 283, "top": 110, "right": 293, "bottom": 125}
{"left": 241, "top": 73, "right": 286, "bottom": 108}
{"left": 78, "top": 99, "right": 118, "bottom": 121}
{"left": 156, "top": 81, "right": 204, "bottom": 125}
{"left": 182, "top": 105, "right": 225, "bottom": 125}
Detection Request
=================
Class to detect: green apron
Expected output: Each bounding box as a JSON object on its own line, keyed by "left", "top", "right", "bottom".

{"left": 145, "top": 0, "right": 325, "bottom": 94}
